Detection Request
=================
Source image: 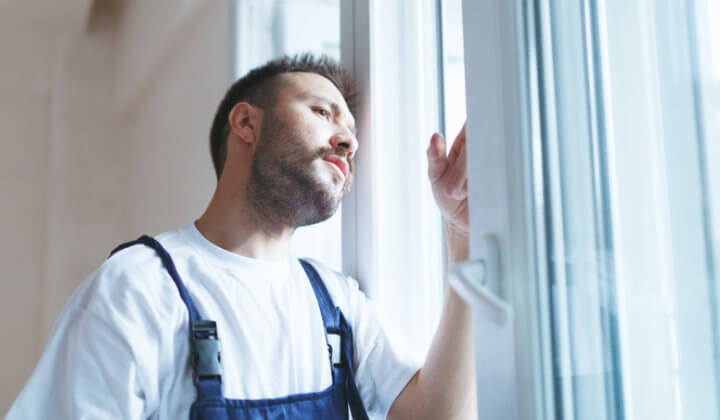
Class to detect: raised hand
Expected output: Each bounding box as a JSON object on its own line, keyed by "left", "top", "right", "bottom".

{"left": 427, "top": 123, "right": 469, "bottom": 234}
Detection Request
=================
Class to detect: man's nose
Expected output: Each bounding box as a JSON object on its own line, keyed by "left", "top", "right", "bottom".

{"left": 330, "top": 133, "right": 358, "bottom": 159}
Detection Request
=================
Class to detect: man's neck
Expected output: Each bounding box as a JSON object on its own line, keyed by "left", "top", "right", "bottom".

{"left": 195, "top": 188, "right": 294, "bottom": 261}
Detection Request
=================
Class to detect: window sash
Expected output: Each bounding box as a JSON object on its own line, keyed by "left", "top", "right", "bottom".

{"left": 460, "top": 0, "right": 550, "bottom": 419}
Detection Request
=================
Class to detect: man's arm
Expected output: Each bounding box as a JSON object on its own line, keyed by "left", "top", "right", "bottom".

{"left": 388, "top": 125, "right": 478, "bottom": 420}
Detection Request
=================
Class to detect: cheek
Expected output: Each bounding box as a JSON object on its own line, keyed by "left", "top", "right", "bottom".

{"left": 294, "top": 121, "right": 323, "bottom": 148}
{"left": 270, "top": 123, "right": 321, "bottom": 163}
{"left": 272, "top": 108, "right": 331, "bottom": 154}
{"left": 289, "top": 112, "right": 331, "bottom": 145}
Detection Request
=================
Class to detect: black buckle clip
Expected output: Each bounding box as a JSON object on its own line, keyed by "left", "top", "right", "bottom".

{"left": 191, "top": 320, "right": 222, "bottom": 383}
{"left": 328, "top": 332, "right": 342, "bottom": 367}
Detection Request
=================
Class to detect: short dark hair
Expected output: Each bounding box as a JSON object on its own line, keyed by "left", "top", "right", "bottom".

{"left": 209, "top": 53, "right": 357, "bottom": 179}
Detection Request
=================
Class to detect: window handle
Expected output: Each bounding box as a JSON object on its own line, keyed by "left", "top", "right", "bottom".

{"left": 449, "top": 235, "right": 508, "bottom": 321}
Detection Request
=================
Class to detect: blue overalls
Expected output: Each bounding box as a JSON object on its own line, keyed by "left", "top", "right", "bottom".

{"left": 111, "top": 235, "right": 370, "bottom": 420}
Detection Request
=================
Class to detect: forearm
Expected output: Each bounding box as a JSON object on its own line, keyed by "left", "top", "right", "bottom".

{"left": 415, "top": 288, "right": 477, "bottom": 419}
{"left": 390, "top": 224, "right": 477, "bottom": 420}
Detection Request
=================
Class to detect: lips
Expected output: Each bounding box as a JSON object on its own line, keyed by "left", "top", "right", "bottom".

{"left": 322, "top": 155, "right": 348, "bottom": 178}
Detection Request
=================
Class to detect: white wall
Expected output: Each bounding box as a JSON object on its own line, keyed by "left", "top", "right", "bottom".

{"left": 0, "top": 0, "right": 229, "bottom": 411}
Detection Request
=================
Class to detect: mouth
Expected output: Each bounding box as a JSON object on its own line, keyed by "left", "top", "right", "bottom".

{"left": 322, "top": 156, "right": 348, "bottom": 179}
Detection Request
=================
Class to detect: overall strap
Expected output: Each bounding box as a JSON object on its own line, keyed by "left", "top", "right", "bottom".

{"left": 110, "top": 236, "right": 223, "bottom": 400}
{"left": 299, "top": 259, "right": 338, "bottom": 329}
{"left": 339, "top": 312, "right": 370, "bottom": 420}
{"left": 110, "top": 235, "right": 202, "bottom": 323}
{"left": 299, "top": 260, "right": 370, "bottom": 420}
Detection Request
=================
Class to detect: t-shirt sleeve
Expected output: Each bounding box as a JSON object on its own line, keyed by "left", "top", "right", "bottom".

{"left": 340, "top": 276, "right": 424, "bottom": 419}
{"left": 5, "top": 260, "right": 171, "bottom": 420}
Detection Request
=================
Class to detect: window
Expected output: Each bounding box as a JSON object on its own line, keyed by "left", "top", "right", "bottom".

{"left": 439, "top": 0, "right": 467, "bottom": 140}
{"left": 459, "top": 0, "right": 720, "bottom": 418}
{"left": 339, "top": 0, "right": 445, "bottom": 352}
{"left": 232, "top": 0, "right": 343, "bottom": 271}
{"left": 698, "top": 0, "right": 720, "bottom": 319}
{"left": 233, "top": 0, "right": 340, "bottom": 74}
{"left": 533, "top": 0, "right": 720, "bottom": 417}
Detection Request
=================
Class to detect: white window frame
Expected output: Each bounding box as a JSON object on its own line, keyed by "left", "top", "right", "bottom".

{"left": 341, "top": 0, "right": 555, "bottom": 418}
{"left": 340, "top": 0, "right": 446, "bottom": 353}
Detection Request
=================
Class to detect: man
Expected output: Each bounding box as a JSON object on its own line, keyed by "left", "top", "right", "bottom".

{"left": 7, "top": 54, "right": 475, "bottom": 419}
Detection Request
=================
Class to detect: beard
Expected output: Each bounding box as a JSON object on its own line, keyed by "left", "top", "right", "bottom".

{"left": 247, "top": 111, "right": 353, "bottom": 229}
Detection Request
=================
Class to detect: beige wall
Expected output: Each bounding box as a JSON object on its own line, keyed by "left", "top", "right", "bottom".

{"left": 118, "top": 0, "right": 225, "bottom": 235}
{"left": 0, "top": 34, "right": 52, "bottom": 411}
{"left": 0, "top": 0, "right": 228, "bottom": 411}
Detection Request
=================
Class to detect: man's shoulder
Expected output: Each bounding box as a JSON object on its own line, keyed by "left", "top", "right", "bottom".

{"left": 78, "top": 228, "right": 190, "bottom": 313}
{"left": 300, "top": 258, "right": 356, "bottom": 285}
{"left": 101, "top": 231, "right": 174, "bottom": 277}
{"left": 300, "top": 258, "right": 363, "bottom": 309}
{"left": 103, "top": 226, "right": 193, "bottom": 272}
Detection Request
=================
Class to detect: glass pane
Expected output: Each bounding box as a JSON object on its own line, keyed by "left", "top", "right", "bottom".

{"left": 440, "top": 0, "right": 466, "bottom": 139}
{"left": 697, "top": 0, "right": 720, "bottom": 337}
{"left": 535, "top": 1, "right": 623, "bottom": 418}
{"left": 234, "top": 0, "right": 340, "bottom": 74}
{"left": 233, "top": 0, "right": 342, "bottom": 271}
{"left": 533, "top": 0, "right": 720, "bottom": 419}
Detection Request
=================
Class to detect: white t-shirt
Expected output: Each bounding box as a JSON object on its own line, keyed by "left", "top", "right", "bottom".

{"left": 6, "top": 224, "right": 421, "bottom": 419}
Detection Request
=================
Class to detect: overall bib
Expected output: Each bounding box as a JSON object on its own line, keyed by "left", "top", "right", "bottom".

{"left": 111, "top": 235, "right": 370, "bottom": 420}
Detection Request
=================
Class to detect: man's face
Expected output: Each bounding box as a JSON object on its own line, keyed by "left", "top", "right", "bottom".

{"left": 247, "top": 72, "right": 358, "bottom": 228}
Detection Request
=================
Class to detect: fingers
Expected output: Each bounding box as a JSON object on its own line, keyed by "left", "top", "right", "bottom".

{"left": 428, "top": 125, "right": 468, "bottom": 200}
{"left": 427, "top": 132, "right": 448, "bottom": 182}
{"left": 442, "top": 129, "right": 468, "bottom": 199}
{"left": 447, "top": 123, "right": 467, "bottom": 165}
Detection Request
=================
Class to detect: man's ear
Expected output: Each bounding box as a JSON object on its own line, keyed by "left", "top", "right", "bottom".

{"left": 228, "top": 102, "right": 261, "bottom": 145}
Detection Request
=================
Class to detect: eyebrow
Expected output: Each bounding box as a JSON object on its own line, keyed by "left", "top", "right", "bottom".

{"left": 305, "top": 94, "right": 357, "bottom": 136}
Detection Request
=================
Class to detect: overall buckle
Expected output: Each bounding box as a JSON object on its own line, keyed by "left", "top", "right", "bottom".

{"left": 191, "top": 320, "right": 222, "bottom": 383}
{"left": 328, "top": 332, "right": 342, "bottom": 366}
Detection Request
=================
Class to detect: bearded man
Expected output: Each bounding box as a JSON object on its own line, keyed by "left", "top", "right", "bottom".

{"left": 7, "top": 54, "right": 475, "bottom": 420}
